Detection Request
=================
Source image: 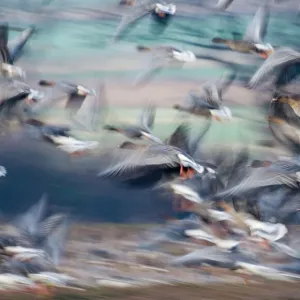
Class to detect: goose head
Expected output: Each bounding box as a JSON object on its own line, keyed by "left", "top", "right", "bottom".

{"left": 172, "top": 50, "right": 196, "bottom": 62}
{"left": 155, "top": 3, "right": 176, "bottom": 15}
{"left": 177, "top": 153, "right": 205, "bottom": 174}
{"left": 254, "top": 43, "right": 274, "bottom": 59}
{"left": 77, "top": 85, "right": 94, "bottom": 97}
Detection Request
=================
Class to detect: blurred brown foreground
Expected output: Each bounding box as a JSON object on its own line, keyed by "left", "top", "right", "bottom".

{"left": 0, "top": 281, "right": 300, "bottom": 300}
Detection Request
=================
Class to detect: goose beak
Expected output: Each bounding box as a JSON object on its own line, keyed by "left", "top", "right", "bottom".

{"left": 258, "top": 51, "right": 269, "bottom": 59}
{"left": 77, "top": 89, "right": 88, "bottom": 96}
{"left": 25, "top": 96, "right": 33, "bottom": 105}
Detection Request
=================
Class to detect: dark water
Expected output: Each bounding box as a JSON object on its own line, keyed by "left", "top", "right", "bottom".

{"left": 0, "top": 134, "right": 171, "bottom": 223}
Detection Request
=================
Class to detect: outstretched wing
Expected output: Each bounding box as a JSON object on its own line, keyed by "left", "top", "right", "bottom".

{"left": 113, "top": 0, "right": 153, "bottom": 41}
{"left": 216, "top": 168, "right": 298, "bottom": 198}
{"left": 244, "top": 4, "right": 269, "bottom": 44}
{"left": 72, "top": 82, "right": 107, "bottom": 132}
{"left": 249, "top": 48, "right": 300, "bottom": 89}
{"left": 165, "top": 123, "right": 191, "bottom": 154}
{"left": 98, "top": 145, "right": 178, "bottom": 178}
{"left": 12, "top": 194, "right": 47, "bottom": 240}
{"left": 138, "top": 101, "right": 156, "bottom": 131}
{"left": 134, "top": 54, "right": 169, "bottom": 86}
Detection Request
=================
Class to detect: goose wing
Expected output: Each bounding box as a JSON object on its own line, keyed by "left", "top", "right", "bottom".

{"left": 164, "top": 123, "right": 191, "bottom": 154}
{"left": 215, "top": 0, "right": 234, "bottom": 11}
{"left": 138, "top": 101, "right": 156, "bottom": 131}
{"left": 0, "top": 23, "right": 10, "bottom": 63}
{"left": 98, "top": 145, "right": 179, "bottom": 178}
{"left": 12, "top": 194, "right": 47, "bottom": 240}
{"left": 38, "top": 214, "right": 67, "bottom": 237}
{"left": 72, "top": 82, "right": 107, "bottom": 132}
{"left": 249, "top": 48, "right": 300, "bottom": 89}
{"left": 216, "top": 167, "right": 298, "bottom": 198}
{"left": 244, "top": 4, "right": 270, "bottom": 44}
{"left": 43, "top": 218, "right": 70, "bottom": 267}
{"left": 188, "top": 81, "right": 222, "bottom": 110}
{"left": 0, "top": 92, "right": 29, "bottom": 114}
{"left": 134, "top": 53, "right": 170, "bottom": 86}
{"left": 113, "top": 0, "right": 154, "bottom": 42}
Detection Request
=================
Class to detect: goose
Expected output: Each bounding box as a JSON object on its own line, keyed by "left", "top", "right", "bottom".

{"left": 212, "top": 4, "right": 274, "bottom": 59}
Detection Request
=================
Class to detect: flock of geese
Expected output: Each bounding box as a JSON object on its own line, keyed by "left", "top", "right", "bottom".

{"left": 1, "top": 0, "right": 300, "bottom": 292}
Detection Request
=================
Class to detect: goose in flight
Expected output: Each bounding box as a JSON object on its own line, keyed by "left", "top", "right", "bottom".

{"left": 248, "top": 47, "right": 300, "bottom": 90}
{"left": 173, "top": 73, "right": 235, "bottom": 121}
{"left": 0, "top": 23, "right": 35, "bottom": 79}
{"left": 103, "top": 101, "right": 160, "bottom": 142}
{"left": 114, "top": 0, "right": 176, "bottom": 41}
{"left": 212, "top": 4, "right": 274, "bottom": 59}
{"left": 134, "top": 45, "right": 195, "bottom": 86}
{"left": 38, "top": 80, "right": 96, "bottom": 117}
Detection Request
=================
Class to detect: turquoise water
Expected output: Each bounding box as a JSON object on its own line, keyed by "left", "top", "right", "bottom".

{"left": 7, "top": 2, "right": 300, "bottom": 80}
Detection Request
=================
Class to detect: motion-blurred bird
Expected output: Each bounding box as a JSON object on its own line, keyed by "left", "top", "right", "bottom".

{"left": 248, "top": 47, "right": 300, "bottom": 89}
{"left": 103, "top": 102, "right": 160, "bottom": 142}
{"left": 173, "top": 73, "right": 235, "bottom": 121}
{"left": 114, "top": 0, "right": 176, "bottom": 41}
{"left": 134, "top": 45, "right": 195, "bottom": 85}
{"left": 212, "top": 4, "right": 273, "bottom": 59}
{"left": 38, "top": 80, "right": 96, "bottom": 117}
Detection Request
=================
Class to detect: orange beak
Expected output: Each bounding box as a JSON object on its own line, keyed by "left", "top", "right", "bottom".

{"left": 212, "top": 115, "right": 222, "bottom": 121}
{"left": 259, "top": 52, "right": 269, "bottom": 59}
{"left": 25, "top": 97, "right": 32, "bottom": 105}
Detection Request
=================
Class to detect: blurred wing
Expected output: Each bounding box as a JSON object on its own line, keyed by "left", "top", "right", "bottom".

{"left": 189, "top": 118, "right": 211, "bottom": 156}
{"left": 39, "top": 213, "right": 66, "bottom": 237}
{"left": 65, "top": 93, "right": 85, "bottom": 113}
{"left": 164, "top": 123, "right": 191, "bottom": 154}
{"left": 98, "top": 146, "right": 178, "bottom": 178}
{"left": 13, "top": 194, "right": 47, "bottom": 238}
{"left": 169, "top": 183, "right": 204, "bottom": 204}
{"left": 134, "top": 54, "right": 169, "bottom": 86}
{"left": 0, "top": 92, "right": 29, "bottom": 113}
{"left": 7, "top": 26, "right": 35, "bottom": 64}
{"left": 0, "top": 23, "right": 8, "bottom": 48}
{"left": 244, "top": 4, "right": 269, "bottom": 43}
{"left": 29, "top": 95, "right": 65, "bottom": 116}
{"left": 72, "top": 82, "right": 107, "bottom": 132}
{"left": 113, "top": 2, "right": 153, "bottom": 41}
{"left": 202, "top": 81, "right": 222, "bottom": 106}
{"left": 217, "top": 168, "right": 298, "bottom": 198}
{"left": 138, "top": 101, "right": 156, "bottom": 130}
{"left": 216, "top": 71, "right": 236, "bottom": 96}
{"left": 249, "top": 48, "right": 300, "bottom": 88}
{"left": 44, "top": 218, "right": 70, "bottom": 266}
{"left": 0, "top": 23, "right": 9, "bottom": 63}
{"left": 215, "top": 0, "right": 234, "bottom": 10}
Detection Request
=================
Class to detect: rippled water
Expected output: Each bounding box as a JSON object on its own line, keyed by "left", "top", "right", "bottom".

{"left": 5, "top": 0, "right": 300, "bottom": 81}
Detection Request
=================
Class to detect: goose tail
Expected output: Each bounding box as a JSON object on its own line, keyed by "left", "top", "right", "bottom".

{"left": 212, "top": 37, "right": 227, "bottom": 44}
{"left": 136, "top": 45, "right": 152, "bottom": 52}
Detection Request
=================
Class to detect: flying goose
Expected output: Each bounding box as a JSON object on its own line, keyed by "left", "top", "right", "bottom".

{"left": 212, "top": 4, "right": 273, "bottom": 59}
